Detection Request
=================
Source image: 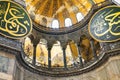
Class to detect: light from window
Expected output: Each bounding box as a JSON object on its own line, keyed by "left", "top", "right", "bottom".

{"left": 76, "top": 13, "right": 84, "bottom": 22}
{"left": 112, "top": 0, "right": 120, "bottom": 5}
{"left": 51, "top": 19, "right": 59, "bottom": 28}
{"left": 65, "top": 18, "right": 72, "bottom": 27}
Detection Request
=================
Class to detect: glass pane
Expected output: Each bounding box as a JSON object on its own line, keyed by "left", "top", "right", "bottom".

{"left": 112, "top": 0, "right": 120, "bottom": 5}
{"left": 76, "top": 13, "right": 84, "bottom": 22}
{"left": 65, "top": 18, "right": 72, "bottom": 27}
{"left": 51, "top": 20, "right": 59, "bottom": 28}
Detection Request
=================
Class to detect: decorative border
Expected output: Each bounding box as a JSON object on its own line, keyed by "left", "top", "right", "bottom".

{"left": 33, "top": 1, "right": 113, "bottom": 35}
{"left": 0, "top": 0, "right": 119, "bottom": 77}
{"left": 88, "top": 5, "right": 120, "bottom": 42}
{"left": 0, "top": 0, "right": 32, "bottom": 39}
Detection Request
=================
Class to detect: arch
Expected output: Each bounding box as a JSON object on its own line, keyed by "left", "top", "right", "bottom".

{"left": 65, "top": 18, "right": 72, "bottom": 27}
{"left": 76, "top": 12, "right": 84, "bottom": 22}
{"left": 51, "top": 41, "right": 63, "bottom": 67}
{"left": 36, "top": 39, "right": 48, "bottom": 66}
{"left": 68, "top": 40, "right": 79, "bottom": 65}
{"left": 65, "top": 42, "right": 74, "bottom": 66}
{"left": 80, "top": 35, "right": 92, "bottom": 62}
{"left": 42, "top": 17, "right": 47, "bottom": 26}
{"left": 51, "top": 19, "right": 59, "bottom": 28}
{"left": 94, "top": 40, "right": 101, "bottom": 55}
{"left": 24, "top": 37, "right": 33, "bottom": 63}
{"left": 40, "top": 39, "right": 47, "bottom": 45}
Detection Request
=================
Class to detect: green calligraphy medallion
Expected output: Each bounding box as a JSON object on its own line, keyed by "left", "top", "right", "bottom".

{"left": 89, "top": 6, "right": 120, "bottom": 42}
{"left": 0, "top": 0, "right": 32, "bottom": 39}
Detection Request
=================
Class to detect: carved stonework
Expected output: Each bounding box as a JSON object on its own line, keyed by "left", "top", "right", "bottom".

{"left": 0, "top": 56, "right": 9, "bottom": 73}
{"left": 0, "top": 36, "right": 21, "bottom": 51}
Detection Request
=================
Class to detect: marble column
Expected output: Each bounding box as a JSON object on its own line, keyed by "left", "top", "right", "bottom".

{"left": 62, "top": 47, "right": 67, "bottom": 69}
{"left": 32, "top": 44, "right": 37, "bottom": 66}
{"left": 77, "top": 43, "right": 83, "bottom": 67}
{"left": 47, "top": 47, "right": 52, "bottom": 68}
{"left": 90, "top": 39, "right": 98, "bottom": 60}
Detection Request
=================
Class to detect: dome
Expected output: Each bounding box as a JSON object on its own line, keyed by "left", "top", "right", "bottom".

{"left": 25, "top": 0, "right": 105, "bottom": 29}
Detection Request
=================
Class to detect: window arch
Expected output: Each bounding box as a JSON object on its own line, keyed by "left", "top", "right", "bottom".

{"left": 76, "top": 12, "right": 84, "bottom": 22}
{"left": 65, "top": 18, "right": 72, "bottom": 27}
{"left": 51, "top": 19, "right": 59, "bottom": 28}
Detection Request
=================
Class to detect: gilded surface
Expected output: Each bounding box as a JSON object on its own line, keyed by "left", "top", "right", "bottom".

{"left": 0, "top": 0, "right": 32, "bottom": 39}
{"left": 25, "top": 0, "right": 93, "bottom": 28}
{"left": 89, "top": 6, "right": 120, "bottom": 42}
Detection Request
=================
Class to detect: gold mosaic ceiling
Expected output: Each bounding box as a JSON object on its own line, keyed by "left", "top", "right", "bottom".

{"left": 25, "top": 0, "right": 105, "bottom": 28}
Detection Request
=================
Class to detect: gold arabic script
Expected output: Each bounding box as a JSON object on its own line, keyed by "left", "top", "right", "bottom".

{"left": 0, "top": 2, "right": 29, "bottom": 37}
{"left": 94, "top": 9, "right": 120, "bottom": 36}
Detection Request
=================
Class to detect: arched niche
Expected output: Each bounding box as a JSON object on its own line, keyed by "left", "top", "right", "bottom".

{"left": 51, "top": 41, "right": 63, "bottom": 67}
{"left": 35, "top": 39, "right": 48, "bottom": 66}
{"left": 23, "top": 37, "right": 33, "bottom": 63}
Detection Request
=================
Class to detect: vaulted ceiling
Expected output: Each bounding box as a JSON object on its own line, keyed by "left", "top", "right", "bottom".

{"left": 25, "top": 0, "right": 105, "bottom": 28}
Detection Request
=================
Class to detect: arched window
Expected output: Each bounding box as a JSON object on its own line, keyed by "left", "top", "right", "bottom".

{"left": 51, "top": 19, "right": 59, "bottom": 28}
{"left": 76, "top": 13, "right": 84, "bottom": 22}
{"left": 65, "top": 18, "right": 72, "bottom": 27}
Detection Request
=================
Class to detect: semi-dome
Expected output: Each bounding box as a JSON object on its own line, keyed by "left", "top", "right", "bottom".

{"left": 25, "top": 0, "right": 105, "bottom": 29}
{"left": 14, "top": 0, "right": 113, "bottom": 77}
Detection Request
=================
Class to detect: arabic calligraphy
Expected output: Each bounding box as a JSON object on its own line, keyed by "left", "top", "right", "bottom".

{"left": 0, "top": 1, "right": 32, "bottom": 39}
{"left": 89, "top": 6, "right": 120, "bottom": 42}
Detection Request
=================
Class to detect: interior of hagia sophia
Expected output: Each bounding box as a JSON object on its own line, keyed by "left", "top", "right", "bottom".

{"left": 0, "top": 0, "right": 120, "bottom": 80}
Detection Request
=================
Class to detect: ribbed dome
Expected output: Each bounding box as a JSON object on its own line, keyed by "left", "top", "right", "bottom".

{"left": 25, "top": 0, "right": 105, "bottom": 28}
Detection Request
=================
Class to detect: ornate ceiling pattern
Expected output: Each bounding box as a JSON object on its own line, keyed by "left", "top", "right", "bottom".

{"left": 25, "top": 0, "right": 105, "bottom": 28}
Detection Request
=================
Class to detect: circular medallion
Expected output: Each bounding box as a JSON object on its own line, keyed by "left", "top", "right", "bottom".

{"left": 0, "top": 0, "right": 32, "bottom": 39}
{"left": 89, "top": 6, "right": 120, "bottom": 42}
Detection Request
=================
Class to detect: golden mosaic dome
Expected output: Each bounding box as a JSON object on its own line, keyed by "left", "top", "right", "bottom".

{"left": 25, "top": 0, "right": 105, "bottom": 28}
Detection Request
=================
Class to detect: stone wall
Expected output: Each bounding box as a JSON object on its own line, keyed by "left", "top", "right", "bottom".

{"left": 15, "top": 55, "right": 120, "bottom": 80}
{"left": 0, "top": 51, "right": 15, "bottom": 80}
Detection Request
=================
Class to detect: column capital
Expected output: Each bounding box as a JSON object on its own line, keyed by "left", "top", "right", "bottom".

{"left": 32, "top": 38, "right": 40, "bottom": 47}
{"left": 77, "top": 42, "right": 80, "bottom": 47}
{"left": 28, "top": 34, "right": 34, "bottom": 41}
{"left": 61, "top": 42, "right": 67, "bottom": 50}
{"left": 33, "top": 44, "right": 37, "bottom": 48}
{"left": 47, "top": 42, "right": 53, "bottom": 51}
{"left": 90, "top": 39, "right": 98, "bottom": 60}
{"left": 47, "top": 42, "right": 52, "bottom": 68}
{"left": 90, "top": 38, "right": 94, "bottom": 41}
